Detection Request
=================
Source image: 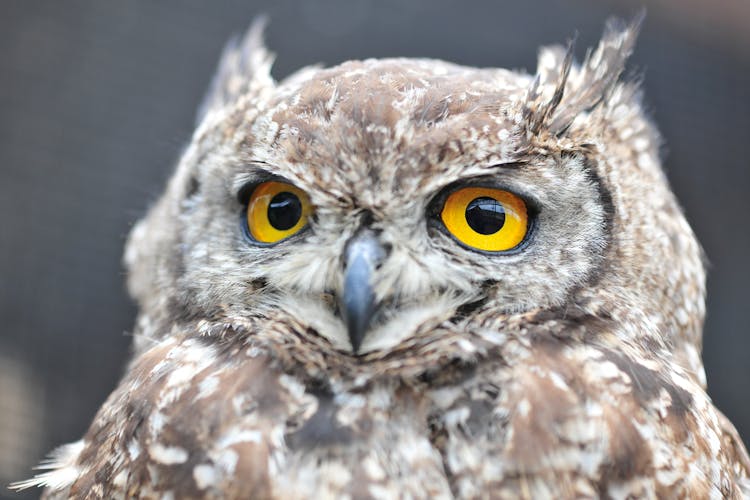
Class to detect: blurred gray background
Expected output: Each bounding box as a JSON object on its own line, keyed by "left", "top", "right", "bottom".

{"left": 1, "top": 1, "right": 748, "bottom": 496}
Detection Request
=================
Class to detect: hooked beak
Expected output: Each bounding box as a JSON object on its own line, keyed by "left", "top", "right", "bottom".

{"left": 341, "top": 230, "right": 386, "bottom": 353}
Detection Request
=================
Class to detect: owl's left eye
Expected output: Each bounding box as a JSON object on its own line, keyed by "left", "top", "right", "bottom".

{"left": 245, "top": 181, "right": 312, "bottom": 244}
{"left": 439, "top": 186, "right": 529, "bottom": 252}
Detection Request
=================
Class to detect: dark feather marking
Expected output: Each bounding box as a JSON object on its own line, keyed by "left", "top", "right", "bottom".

{"left": 602, "top": 349, "right": 692, "bottom": 416}
{"left": 465, "top": 398, "right": 497, "bottom": 437}
{"left": 286, "top": 389, "right": 354, "bottom": 450}
{"left": 426, "top": 413, "right": 460, "bottom": 499}
{"left": 527, "top": 40, "right": 574, "bottom": 136}
{"left": 452, "top": 295, "right": 489, "bottom": 322}
{"left": 572, "top": 153, "right": 615, "bottom": 290}
{"left": 186, "top": 175, "right": 200, "bottom": 199}
{"left": 597, "top": 410, "right": 654, "bottom": 488}
{"left": 417, "top": 358, "right": 478, "bottom": 388}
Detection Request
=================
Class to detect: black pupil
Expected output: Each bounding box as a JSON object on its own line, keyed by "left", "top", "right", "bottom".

{"left": 267, "top": 192, "right": 302, "bottom": 231}
{"left": 465, "top": 197, "right": 506, "bottom": 235}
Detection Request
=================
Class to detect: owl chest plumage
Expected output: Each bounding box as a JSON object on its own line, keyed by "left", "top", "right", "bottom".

{"left": 42, "top": 327, "right": 746, "bottom": 500}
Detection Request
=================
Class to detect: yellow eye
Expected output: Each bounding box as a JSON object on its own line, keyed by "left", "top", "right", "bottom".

{"left": 440, "top": 186, "right": 528, "bottom": 252}
{"left": 246, "top": 181, "right": 312, "bottom": 243}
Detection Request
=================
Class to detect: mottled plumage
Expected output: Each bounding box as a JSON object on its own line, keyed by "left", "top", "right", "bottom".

{"left": 16, "top": 16, "right": 750, "bottom": 499}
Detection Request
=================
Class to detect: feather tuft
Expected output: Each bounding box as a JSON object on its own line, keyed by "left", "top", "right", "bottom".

{"left": 196, "top": 16, "right": 276, "bottom": 124}
{"left": 9, "top": 440, "right": 85, "bottom": 492}
{"left": 524, "top": 11, "right": 645, "bottom": 137}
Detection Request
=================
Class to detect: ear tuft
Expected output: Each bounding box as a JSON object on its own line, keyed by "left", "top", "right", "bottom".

{"left": 524, "top": 11, "right": 644, "bottom": 137}
{"left": 196, "top": 16, "right": 276, "bottom": 124}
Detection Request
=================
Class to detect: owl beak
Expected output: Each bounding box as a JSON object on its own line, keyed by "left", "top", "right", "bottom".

{"left": 342, "top": 230, "right": 386, "bottom": 354}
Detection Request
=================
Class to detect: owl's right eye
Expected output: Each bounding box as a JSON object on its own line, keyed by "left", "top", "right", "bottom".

{"left": 245, "top": 181, "right": 312, "bottom": 244}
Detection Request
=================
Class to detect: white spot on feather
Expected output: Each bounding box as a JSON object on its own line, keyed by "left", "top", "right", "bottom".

{"left": 193, "top": 464, "right": 218, "bottom": 489}
{"left": 197, "top": 376, "right": 219, "bottom": 399}
{"left": 444, "top": 406, "right": 470, "bottom": 427}
{"left": 517, "top": 399, "right": 531, "bottom": 417}
{"left": 362, "top": 455, "right": 386, "bottom": 481}
{"left": 149, "top": 411, "right": 167, "bottom": 434}
{"left": 217, "top": 429, "right": 263, "bottom": 448}
{"left": 548, "top": 371, "right": 569, "bottom": 391}
{"left": 215, "top": 448, "right": 239, "bottom": 475}
{"left": 597, "top": 360, "right": 624, "bottom": 379}
{"left": 128, "top": 439, "right": 141, "bottom": 460}
{"left": 112, "top": 469, "right": 128, "bottom": 488}
{"left": 148, "top": 443, "right": 188, "bottom": 465}
{"left": 278, "top": 374, "right": 306, "bottom": 400}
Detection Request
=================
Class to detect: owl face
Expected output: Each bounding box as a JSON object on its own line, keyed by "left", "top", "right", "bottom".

{"left": 126, "top": 19, "right": 704, "bottom": 373}
{"left": 162, "top": 59, "right": 607, "bottom": 356}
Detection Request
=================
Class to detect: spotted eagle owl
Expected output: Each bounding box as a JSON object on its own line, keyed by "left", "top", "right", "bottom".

{"left": 14, "top": 15, "right": 750, "bottom": 499}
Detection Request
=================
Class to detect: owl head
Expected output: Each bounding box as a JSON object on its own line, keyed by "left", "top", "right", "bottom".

{"left": 124, "top": 15, "right": 706, "bottom": 381}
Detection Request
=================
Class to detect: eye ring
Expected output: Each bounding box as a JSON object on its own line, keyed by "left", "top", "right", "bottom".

{"left": 438, "top": 186, "right": 530, "bottom": 253}
{"left": 245, "top": 181, "right": 312, "bottom": 244}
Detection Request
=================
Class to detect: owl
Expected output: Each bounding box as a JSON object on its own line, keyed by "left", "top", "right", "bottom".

{"left": 14, "top": 15, "right": 750, "bottom": 499}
